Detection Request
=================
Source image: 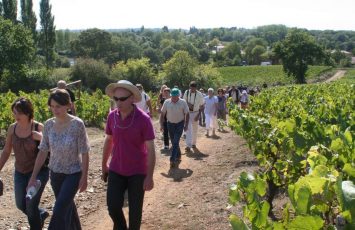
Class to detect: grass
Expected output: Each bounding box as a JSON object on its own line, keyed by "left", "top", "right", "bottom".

{"left": 217, "top": 65, "right": 333, "bottom": 86}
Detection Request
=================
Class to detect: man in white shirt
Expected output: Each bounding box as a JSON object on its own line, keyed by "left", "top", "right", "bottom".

{"left": 135, "top": 84, "right": 153, "bottom": 117}
{"left": 183, "top": 81, "right": 205, "bottom": 151}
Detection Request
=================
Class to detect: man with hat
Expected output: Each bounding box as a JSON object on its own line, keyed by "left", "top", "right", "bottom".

{"left": 102, "top": 80, "right": 156, "bottom": 230}
{"left": 160, "top": 88, "right": 189, "bottom": 168}
{"left": 183, "top": 81, "right": 205, "bottom": 151}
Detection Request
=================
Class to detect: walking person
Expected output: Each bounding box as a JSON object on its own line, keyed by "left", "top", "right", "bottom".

{"left": 0, "top": 97, "right": 49, "bottom": 229}
{"left": 135, "top": 84, "right": 153, "bottom": 118}
{"left": 216, "top": 88, "right": 227, "bottom": 131}
{"left": 228, "top": 85, "right": 240, "bottom": 105}
{"left": 183, "top": 81, "right": 204, "bottom": 152}
{"left": 57, "top": 80, "right": 76, "bottom": 116}
{"left": 160, "top": 88, "right": 189, "bottom": 168}
{"left": 198, "top": 88, "right": 206, "bottom": 127}
{"left": 157, "top": 87, "right": 171, "bottom": 150}
{"left": 204, "top": 88, "right": 218, "bottom": 137}
{"left": 28, "top": 89, "right": 90, "bottom": 230}
{"left": 103, "top": 80, "right": 156, "bottom": 230}
{"left": 240, "top": 90, "right": 249, "bottom": 109}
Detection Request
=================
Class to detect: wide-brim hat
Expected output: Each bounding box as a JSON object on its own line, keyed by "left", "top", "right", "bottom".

{"left": 105, "top": 80, "right": 142, "bottom": 103}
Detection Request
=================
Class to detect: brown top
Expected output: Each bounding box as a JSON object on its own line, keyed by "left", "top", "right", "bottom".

{"left": 12, "top": 122, "right": 38, "bottom": 174}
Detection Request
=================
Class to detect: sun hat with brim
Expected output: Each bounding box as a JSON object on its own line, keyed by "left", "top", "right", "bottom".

{"left": 105, "top": 80, "right": 142, "bottom": 103}
{"left": 170, "top": 88, "right": 180, "bottom": 97}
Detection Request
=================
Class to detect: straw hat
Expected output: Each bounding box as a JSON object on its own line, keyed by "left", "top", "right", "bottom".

{"left": 105, "top": 80, "right": 142, "bottom": 103}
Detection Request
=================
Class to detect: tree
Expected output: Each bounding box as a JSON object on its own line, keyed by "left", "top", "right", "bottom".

{"left": 162, "top": 50, "right": 197, "bottom": 89}
{"left": 21, "top": 0, "right": 37, "bottom": 43}
{"left": 2, "top": 0, "right": 17, "bottom": 22}
{"left": 274, "top": 29, "right": 325, "bottom": 84}
{"left": 111, "top": 58, "right": 156, "bottom": 91}
{"left": 0, "top": 2, "right": 3, "bottom": 15}
{"left": 39, "top": 0, "right": 56, "bottom": 68}
{"left": 70, "top": 58, "right": 111, "bottom": 91}
{"left": 71, "top": 28, "right": 112, "bottom": 60}
{"left": 0, "top": 17, "right": 34, "bottom": 91}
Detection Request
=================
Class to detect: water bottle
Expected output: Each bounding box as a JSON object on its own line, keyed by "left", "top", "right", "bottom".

{"left": 26, "top": 180, "right": 41, "bottom": 200}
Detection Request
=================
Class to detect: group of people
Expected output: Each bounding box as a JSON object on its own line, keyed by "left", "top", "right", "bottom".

{"left": 0, "top": 78, "right": 253, "bottom": 230}
{"left": 0, "top": 80, "right": 156, "bottom": 230}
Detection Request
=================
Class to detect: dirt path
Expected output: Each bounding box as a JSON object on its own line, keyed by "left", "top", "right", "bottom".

{"left": 324, "top": 70, "right": 346, "bottom": 82}
{"left": 0, "top": 122, "right": 256, "bottom": 230}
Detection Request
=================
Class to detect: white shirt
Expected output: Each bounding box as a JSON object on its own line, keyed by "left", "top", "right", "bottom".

{"left": 204, "top": 96, "right": 218, "bottom": 115}
{"left": 135, "top": 92, "right": 150, "bottom": 113}
{"left": 183, "top": 90, "right": 205, "bottom": 112}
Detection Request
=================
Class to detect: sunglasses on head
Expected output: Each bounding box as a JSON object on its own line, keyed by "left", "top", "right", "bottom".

{"left": 113, "top": 94, "right": 132, "bottom": 102}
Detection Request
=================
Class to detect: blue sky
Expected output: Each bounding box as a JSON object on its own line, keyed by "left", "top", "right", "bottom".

{"left": 32, "top": 0, "right": 355, "bottom": 31}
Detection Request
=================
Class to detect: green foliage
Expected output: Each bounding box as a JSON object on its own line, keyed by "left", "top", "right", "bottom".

{"left": 39, "top": 0, "right": 56, "bottom": 68}
{"left": 274, "top": 29, "right": 326, "bottom": 84}
{"left": 0, "top": 17, "right": 35, "bottom": 92}
{"left": 163, "top": 51, "right": 197, "bottom": 89}
{"left": 111, "top": 57, "right": 156, "bottom": 91}
{"left": 71, "top": 28, "right": 112, "bottom": 60}
{"left": 229, "top": 82, "right": 355, "bottom": 229}
{"left": 70, "top": 58, "right": 111, "bottom": 92}
{"left": 2, "top": 0, "right": 17, "bottom": 22}
{"left": 217, "top": 65, "right": 332, "bottom": 86}
{"left": 0, "top": 90, "right": 110, "bottom": 131}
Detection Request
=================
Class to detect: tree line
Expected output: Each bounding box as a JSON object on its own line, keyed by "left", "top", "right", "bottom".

{"left": 1, "top": 0, "right": 354, "bottom": 93}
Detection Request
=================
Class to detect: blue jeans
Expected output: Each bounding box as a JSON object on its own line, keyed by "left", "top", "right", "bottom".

{"left": 49, "top": 171, "right": 82, "bottom": 230}
{"left": 167, "top": 120, "right": 184, "bottom": 162}
{"left": 14, "top": 167, "right": 49, "bottom": 230}
{"left": 107, "top": 171, "right": 145, "bottom": 230}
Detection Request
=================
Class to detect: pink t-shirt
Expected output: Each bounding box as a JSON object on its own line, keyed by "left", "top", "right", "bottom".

{"left": 105, "top": 106, "right": 155, "bottom": 176}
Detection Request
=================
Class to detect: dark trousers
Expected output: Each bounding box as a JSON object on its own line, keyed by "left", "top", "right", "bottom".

{"left": 167, "top": 120, "right": 184, "bottom": 162}
{"left": 14, "top": 168, "right": 49, "bottom": 230}
{"left": 163, "top": 120, "right": 169, "bottom": 147}
{"left": 107, "top": 171, "right": 145, "bottom": 230}
{"left": 199, "top": 110, "right": 205, "bottom": 125}
{"left": 49, "top": 171, "right": 82, "bottom": 230}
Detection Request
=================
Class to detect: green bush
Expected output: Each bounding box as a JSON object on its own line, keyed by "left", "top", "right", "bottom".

{"left": 70, "top": 58, "right": 112, "bottom": 92}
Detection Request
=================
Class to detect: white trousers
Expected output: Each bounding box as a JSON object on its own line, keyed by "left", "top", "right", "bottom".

{"left": 186, "top": 111, "right": 199, "bottom": 148}
{"left": 205, "top": 114, "right": 217, "bottom": 130}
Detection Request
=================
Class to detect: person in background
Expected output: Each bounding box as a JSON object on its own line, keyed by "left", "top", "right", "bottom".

{"left": 157, "top": 85, "right": 168, "bottom": 113}
{"left": 228, "top": 85, "right": 240, "bottom": 104}
{"left": 203, "top": 88, "right": 218, "bottom": 137}
{"left": 57, "top": 80, "right": 76, "bottom": 116}
{"left": 183, "top": 81, "right": 205, "bottom": 152}
{"left": 240, "top": 90, "right": 249, "bottom": 109}
{"left": 0, "top": 98, "right": 49, "bottom": 229}
{"left": 160, "top": 88, "right": 189, "bottom": 168}
{"left": 198, "top": 88, "right": 206, "bottom": 127}
{"left": 28, "top": 89, "right": 90, "bottom": 230}
{"left": 103, "top": 80, "right": 156, "bottom": 230}
{"left": 216, "top": 88, "right": 227, "bottom": 131}
{"left": 158, "top": 87, "right": 171, "bottom": 150}
{"left": 135, "top": 84, "right": 153, "bottom": 118}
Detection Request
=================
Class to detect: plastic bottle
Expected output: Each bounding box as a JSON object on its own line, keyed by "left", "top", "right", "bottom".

{"left": 26, "top": 180, "right": 41, "bottom": 200}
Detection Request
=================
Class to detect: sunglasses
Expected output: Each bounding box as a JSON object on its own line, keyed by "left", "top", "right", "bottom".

{"left": 113, "top": 94, "right": 132, "bottom": 102}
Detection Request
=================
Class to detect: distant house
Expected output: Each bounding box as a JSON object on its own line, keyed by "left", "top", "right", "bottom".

{"left": 331, "top": 50, "right": 352, "bottom": 56}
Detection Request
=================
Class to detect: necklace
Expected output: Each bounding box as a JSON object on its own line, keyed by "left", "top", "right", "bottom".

{"left": 114, "top": 107, "right": 136, "bottom": 129}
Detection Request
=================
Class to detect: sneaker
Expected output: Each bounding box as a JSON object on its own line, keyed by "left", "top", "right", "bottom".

{"left": 192, "top": 145, "right": 197, "bottom": 149}
{"left": 41, "top": 211, "right": 49, "bottom": 228}
{"left": 164, "top": 146, "right": 169, "bottom": 150}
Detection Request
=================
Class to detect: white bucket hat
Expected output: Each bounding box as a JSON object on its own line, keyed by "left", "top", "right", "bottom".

{"left": 105, "top": 80, "right": 142, "bottom": 103}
